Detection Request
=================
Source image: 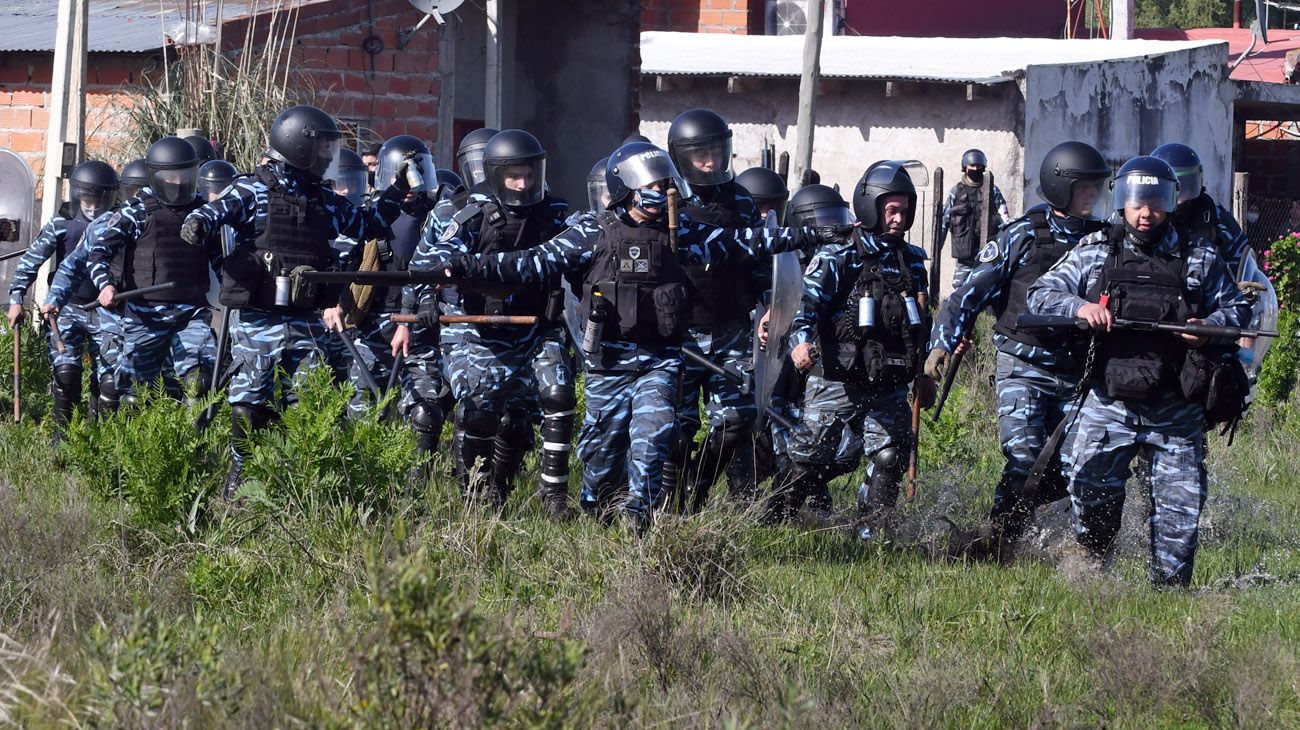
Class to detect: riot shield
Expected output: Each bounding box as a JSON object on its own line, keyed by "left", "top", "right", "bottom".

{"left": 0, "top": 149, "right": 36, "bottom": 291}
{"left": 1238, "top": 248, "right": 1278, "bottom": 372}
{"left": 753, "top": 211, "right": 803, "bottom": 426}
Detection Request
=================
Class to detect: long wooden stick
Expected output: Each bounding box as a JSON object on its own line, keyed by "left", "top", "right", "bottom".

{"left": 907, "top": 381, "right": 920, "bottom": 501}
{"left": 389, "top": 313, "right": 538, "bottom": 326}
{"left": 12, "top": 317, "right": 21, "bottom": 422}
{"left": 667, "top": 189, "right": 680, "bottom": 254}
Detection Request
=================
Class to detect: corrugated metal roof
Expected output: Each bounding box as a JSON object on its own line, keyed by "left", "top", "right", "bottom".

{"left": 0, "top": 0, "right": 324, "bottom": 53}
{"left": 641, "top": 31, "right": 1225, "bottom": 85}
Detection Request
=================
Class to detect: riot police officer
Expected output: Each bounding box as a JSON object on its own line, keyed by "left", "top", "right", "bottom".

{"left": 455, "top": 127, "right": 500, "bottom": 191}
{"left": 7, "top": 160, "right": 119, "bottom": 428}
{"left": 181, "top": 104, "right": 411, "bottom": 500}
{"left": 781, "top": 161, "right": 935, "bottom": 538}
{"left": 185, "top": 135, "right": 217, "bottom": 165}
{"left": 926, "top": 141, "right": 1112, "bottom": 559}
{"left": 1027, "top": 156, "right": 1250, "bottom": 587}
{"left": 198, "top": 160, "right": 238, "bottom": 203}
{"left": 735, "top": 166, "right": 790, "bottom": 225}
{"left": 1151, "top": 143, "right": 1251, "bottom": 275}
{"left": 939, "top": 148, "right": 1012, "bottom": 290}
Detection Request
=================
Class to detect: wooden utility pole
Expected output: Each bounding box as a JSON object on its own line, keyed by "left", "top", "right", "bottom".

{"left": 485, "top": 0, "right": 503, "bottom": 128}
{"left": 437, "top": 14, "right": 457, "bottom": 166}
{"left": 1111, "top": 0, "right": 1134, "bottom": 40}
{"left": 790, "top": 0, "right": 825, "bottom": 191}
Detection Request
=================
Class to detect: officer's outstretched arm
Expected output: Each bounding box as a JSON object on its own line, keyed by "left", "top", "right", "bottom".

{"left": 464, "top": 220, "right": 600, "bottom": 284}
{"left": 681, "top": 223, "right": 817, "bottom": 265}
{"left": 7, "top": 218, "right": 64, "bottom": 305}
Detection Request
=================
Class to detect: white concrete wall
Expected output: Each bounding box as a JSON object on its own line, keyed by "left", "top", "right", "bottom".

{"left": 1023, "top": 42, "right": 1234, "bottom": 208}
{"left": 640, "top": 78, "right": 1025, "bottom": 297}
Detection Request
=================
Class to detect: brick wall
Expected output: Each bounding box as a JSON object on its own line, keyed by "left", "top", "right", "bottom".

{"left": 1241, "top": 138, "right": 1300, "bottom": 198}
{"left": 0, "top": 52, "right": 155, "bottom": 186}
{"left": 642, "top": 0, "right": 758, "bottom": 34}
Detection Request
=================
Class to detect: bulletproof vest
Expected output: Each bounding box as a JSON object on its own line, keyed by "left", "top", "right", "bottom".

{"left": 993, "top": 209, "right": 1106, "bottom": 352}
{"left": 1088, "top": 232, "right": 1197, "bottom": 402}
{"left": 580, "top": 212, "right": 691, "bottom": 345}
{"left": 53, "top": 212, "right": 99, "bottom": 303}
{"left": 123, "top": 194, "right": 208, "bottom": 304}
{"left": 948, "top": 182, "right": 998, "bottom": 260}
{"left": 816, "top": 240, "right": 923, "bottom": 388}
{"left": 459, "top": 196, "right": 564, "bottom": 317}
{"left": 372, "top": 211, "right": 424, "bottom": 313}
{"left": 682, "top": 181, "right": 758, "bottom": 328}
{"left": 220, "top": 168, "right": 336, "bottom": 311}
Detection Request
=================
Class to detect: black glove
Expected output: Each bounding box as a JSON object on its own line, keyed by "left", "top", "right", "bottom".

{"left": 444, "top": 254, "right": 472, "bottom": 280}
{"left": 391, "top": 157, "right": 413, "bottom": 195}
{"left": 180, "top": 216, "right": 207, "bottom": 247}
{"left": 416, "top": 299, "right": 441, "bottom": 332}
{"left": 815, "top": 225, "right": 856, "bottom": 245}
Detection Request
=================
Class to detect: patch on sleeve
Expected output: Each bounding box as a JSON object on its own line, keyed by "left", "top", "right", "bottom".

{"left": 107, "top": 211, "right": 123, "bottom": 229}
{"left": 977, "top": 239, "right": 1000, "bottom": 264}
{"left": 438, "top": 220, "right": 459, "bottom": 243}
{"left": 804, "top": 258, "right": 821, "bottom": 277}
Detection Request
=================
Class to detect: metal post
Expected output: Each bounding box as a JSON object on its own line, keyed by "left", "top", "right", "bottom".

{"left": 485, "top": 0, "right": 503, "bottom": 128}
{"left": 790, "top": 0, "right": 825, "bottom": 192}
{"left": 1234, "top": 172, "right": 1250, "bottom": 236}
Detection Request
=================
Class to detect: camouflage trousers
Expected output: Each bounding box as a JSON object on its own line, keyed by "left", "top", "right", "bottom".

{"left": 577, "top": 363, "right": 681, "bottom": 518}
{"left": 444, "top": 325, "right": 572, "bottom": 413}
{"left": 786, "top": 374, "right": 911, "bottom": 506}
{"left": 116, "top": 301, "right": 216, "bottom": 393}
{"left": 1064, "top": 390, "right": 1208, "bottom": 587}
{"left": 226, "top": 308, "right": 334, "bottom": 408}
{"left": 346, "top": 312, "right": 445, "bottom": 417}
{"left": 47, "top": 304, "right": 117, "bottom": 380}
{"left": 994, "top": 350, "right": 1081, "bottom": 516}
{"left": 675, "top": 322, "right": 758, "bottom": 436}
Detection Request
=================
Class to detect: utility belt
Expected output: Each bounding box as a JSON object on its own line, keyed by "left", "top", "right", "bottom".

{"left": 220, "top": 249, "right": 331, "bottom": 313}
{"left": 1097, "top": 339, "right": 1248, "bottom": 421}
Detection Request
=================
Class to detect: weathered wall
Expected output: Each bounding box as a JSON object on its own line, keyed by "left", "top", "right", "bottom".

{"left": 640, "top": 77, "right": 1025, "bottom": 295}
{"left": 1023, "top": 43, "right": 1234, "bottom": 207}
{"left": 642, "top": 0, "right": 759, "bottom": 34}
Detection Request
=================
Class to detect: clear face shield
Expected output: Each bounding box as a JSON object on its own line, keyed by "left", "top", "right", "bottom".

{"left": 150, "top": 166, "right": 199, "bottom": 205}
{"left": 198, "top": 177, "right": 234, "bottom": 203}
{"left": 1063, "top": 176, "right": 1109, "bottom": 220}
{"left": 792, "top": 203, "right": 853, "bottom": 228}
{"left": 306, "top": 137, "right": 342, "bottom": 178}
{"left": 1238, "top": 248, "right": 1278, "bottom": 372}
{"left": 612, "top": 149, "right": 692, "bottom": 213}
{"left": 458, "top": 146, "right": 489, "bottom": 188}
{"left": 70, "top": 182, "right": 117, "bottom": 219}
{"left": 1171, "top": 165, "right": 1203, "bottom": 205}
{"left": 375, "top": 151, "right": 436, "bottom": 194}
{"left": 674, "top": 135, "right": 733, "bottom": 187}
{"left": 487, "top": 158, "right": 546, "bottom": 207}
{"left": 587, "top": 175, "right": 610, "bottom": 214}
{"left": 759, "top": 198, "right": 790, "bottom": 226}
{"left": 1112, "top": 173, "right": 1178, "bottom": 215}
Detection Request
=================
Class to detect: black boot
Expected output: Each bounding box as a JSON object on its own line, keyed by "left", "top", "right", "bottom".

{"left": 453, "top": 405, "right": 499, "bottom": 503}
{"left": 855, "top": 447, "right": 904, "bottom": 542}
{"left": 537, "top": 386, "right": 577, "bottom": 521}
{"left": 487, "top": 408, "right": 531, "bottom": 509}
{"left": 407, "top": 400, "right": 443, "bottom": 485}
{"left": 50, "top": 364, "right": 82, "bottom": 436}
{"left": 225, "top": 404, "right": 272, "bottom": 502}
{"left": 683, "top": 423, "right": 745, "bottom": 513}
{"left": 763, "top": 462, "right": 823, "bottom": 525}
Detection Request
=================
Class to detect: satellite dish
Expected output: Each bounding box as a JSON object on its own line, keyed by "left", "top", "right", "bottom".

{"left": 407, "top": 0, "right": 466, "bottom": 17}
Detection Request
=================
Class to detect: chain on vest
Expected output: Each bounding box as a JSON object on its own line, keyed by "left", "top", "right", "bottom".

{"left": 219, "top": 168, "right": 335, "bottom": 311}
{"left": 818, "top": 241, "right": 924, "bottom": 388}
{"left": 1089, "top": 233, "right": 1197, "bottom": 402}
{"left": 683, "top": 182, "right": 758, "bottom": 327}
{"left": 124, "top": 194, "right": 208, "bottom": 303}
{"left": 948, "top": 183, "right": 999, "bottom": 260}
{"left": 580, "top": 212, "right": 691, "bottom": 345}
{"left": 460, "top": 198, "right": 564, "bottom": 318}
{"left": 54, "top": 212, "right": 99, "bottom": 303}
{"left": 993, "top": 209, "right": 1106, "bottom": 353}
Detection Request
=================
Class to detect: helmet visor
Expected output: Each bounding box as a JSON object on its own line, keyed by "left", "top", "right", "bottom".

{"left": 310, "top": 137, "right": 343, "bottom": 178}
{"left": 1113, "top": 173, "right": 1177, "bottom": 214}
{"left": 611, "top": 148, "right": 692, "bottom": 204}
{"left": 1171, "top": 165, "right": 1202, "bottom": 204}
{"left": 331, "top": 170, "right": 368, "bottom": 206}
{"left": 762, "top": 199, "right": 790, "bottom": 226}
{"left": 458, "top": 146, "right": 488, "bottom": 187}
{"left": 198, "top": 176, "right": 234, "bottom": 202}
{"left": 487, "top": 158, "right": 546, "bottom": 207}
{"left": 587, "top": 176, "right": 610, "bottom": 214}
{"left": 150, "top": 166, "right": 198, "bottom": 205}
{"left": 70, "top": 182, "right": 117, "bottom": 218}
{"left": 791, "top": 203, "right": 853, "bottom": 228}
{"left": 674, "top": 136, "right": 733, "bottom": 186}
{"left": 375, "top": 151, "right": 436, "bottom": 194}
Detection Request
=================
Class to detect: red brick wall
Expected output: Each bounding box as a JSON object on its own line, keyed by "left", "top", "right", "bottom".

{"left": 0, "top": 52, "right": 155, "bottom": 187}
{"left": 1241, "top": 138, "right": 1300, "bottom": 198}
{"left": 642, "top": 0, "right": 758, "bottom": 34}
{"left": 223, "top": 0, "right": 441, "bottom": 150}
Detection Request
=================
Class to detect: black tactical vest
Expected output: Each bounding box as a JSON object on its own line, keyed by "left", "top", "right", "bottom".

{"left": 817, "top": 239, "right": 924, "bottom": 388}
{"left": 1171, "top": 193, "right": 1219, "bottom": 245}
{"left": 948, "top": 182, "right": 998, "bottom": 260}
{"left": 1088, "top": 231, "right": 1197, "bottom": 402}
{"left": 580, "top": 213, "right": 691, "bottom": 345}
{"left": 683, "top": 181, "right": 758, "bottom": 328}
{"left": 53, "top": 211, "right": 99, "bottom": 303}
{"left": 993, "top": 209, "right": 1106, "bottom": 351}
{"left": 123, "top": 194, "right": 208, "bottom": 304}
{"left": 370, "top": 211, "right": 424, "bottom": 313}
{"left": 220, "top": 168, "right": 335, "bottom": 311}
{"left": 459, "top": 196, "right": 565, "bottom": 317}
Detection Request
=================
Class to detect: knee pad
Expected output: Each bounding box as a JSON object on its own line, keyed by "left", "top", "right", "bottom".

{"left": 538, "top": 384, "right": 576, "bottom": 415}
{"left": 52, "top": 364, "right": 83, "bottom": 397}
{"left": 408, "top": 400, "right": 443, "bottom": 435}
{"left": 497, "top": 407, "right": 534, "bottom": 443}
{"left": 231, "top": 403, "right": 274, "bottom": 433}
{"left": 454, "top": 402, "right": 499, "bottom": 439}
{"left": 872, "top": 446, "right": 904, "bottom": 474}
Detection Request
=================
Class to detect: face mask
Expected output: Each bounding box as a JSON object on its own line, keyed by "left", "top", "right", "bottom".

{"left": 636, "top": 187, "right": 668, "bottom": 209}
{"left": 1247, "top": 211, "right": 1261, "bottom": 224}
{"left": 967, "top": 169, "right": 984, "bottom": 183}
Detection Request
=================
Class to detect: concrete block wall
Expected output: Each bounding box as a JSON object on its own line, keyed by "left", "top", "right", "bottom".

{"left": 642, "top": 0, "right": 758, "bottom": 34}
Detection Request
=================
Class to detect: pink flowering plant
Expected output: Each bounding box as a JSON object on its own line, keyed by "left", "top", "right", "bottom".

{"left": 1256, "top": 234, "right": 1300, "bottom": 403}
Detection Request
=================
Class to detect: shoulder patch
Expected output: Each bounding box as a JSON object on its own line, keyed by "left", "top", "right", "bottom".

{"left": 107, "top": 211, "right": 123, "bottom": 229}
{"left": 438, "top": 220, "right": 460, "bottom": 243}
{"left": 804, "top": 258, "right": 821, "bottom": 276}
{"left": 977, "top": 239, "right": 1000, "bottom": 264}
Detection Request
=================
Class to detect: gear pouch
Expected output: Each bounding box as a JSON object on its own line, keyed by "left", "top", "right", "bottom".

{"left": 652, "top": 282, "right": 689, "bottom": 338}
{"left": 1102, "top": 353, "right": 1165, "bottom": 401}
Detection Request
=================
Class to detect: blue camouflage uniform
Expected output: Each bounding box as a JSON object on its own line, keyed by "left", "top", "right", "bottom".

{"left": 184, "top": 164, "right": 403, "bottom": 420}
{"left": 1170, "top": 193, "right": 1251, "bottom": 276}
{"left": 1027, "top": 224, "right": 1250, "bottom": 586}
{"left": 939, "top": 178, "right": 1011, "bottom": 289}
{"left": 781, "top": 232, "right": 929, "bottom": 522}
{"left": 453, "top": 211, "right": 813, "bottom": 526}
{"left": 929, "top": 204, "right": 1107, "bottom": 540}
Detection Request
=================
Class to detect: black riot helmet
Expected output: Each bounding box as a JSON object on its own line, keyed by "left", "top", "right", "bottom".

{"left": 587, "top": 156, "right": 611, "bottom": 213}
{"left": 266, "top": 104, "right": 343, "bottom": 178}
{"left": 605, "top": 141, "right": 691, "bottom": 211}
{"left": 120, "top": 158, "right": 149, "bottom": 200}
{"left": 68, "top": 160, "right": 118, "bottom": 218}
{"left": 1112, "top": 156, "right": 1179, "bottom": 214}
{"left": 1038, "top": 141, "right": 1110, "bottom": 217}
{"left": 197, "top": 159, "right": 237, "bottom": 202}
{"left": 146, "top": 136, "right": 201, "bottom": 205}
{"left": 667, "top": 108, "right": 734, "bottom": 187}
{"left": 961, "top": 149, "right": 988, "bottom": 169}
{"left": 456, "top": 127, "right": 499, "bottom": 188}
{"left": 623, "top": 133, "right": 651, "bottom": 145}
{"left": 435, "top": 168, "right": 463, "bottom": 194}
{"left": 787, "top": 183, "right": 853, "bottom": 228}
{"left": 735, "top": 166, "right": 790, "bottom": 224}
{"left": 483, "top": 129, "right": 547, "bottom": 207}
{"left": 184, "top": 135, "right": 216, "bottom": 164}
{"left": 325, "top": 148, "right": 368, "bottom": 206}
{"left": 1150, "top": 143, "right": 1203, "bottom": 205}
{"left": 853, "top": 160, "right": 918, "bottom": 233}
{"left": 374, "top": 134, "right": 436, "bottom": 194}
